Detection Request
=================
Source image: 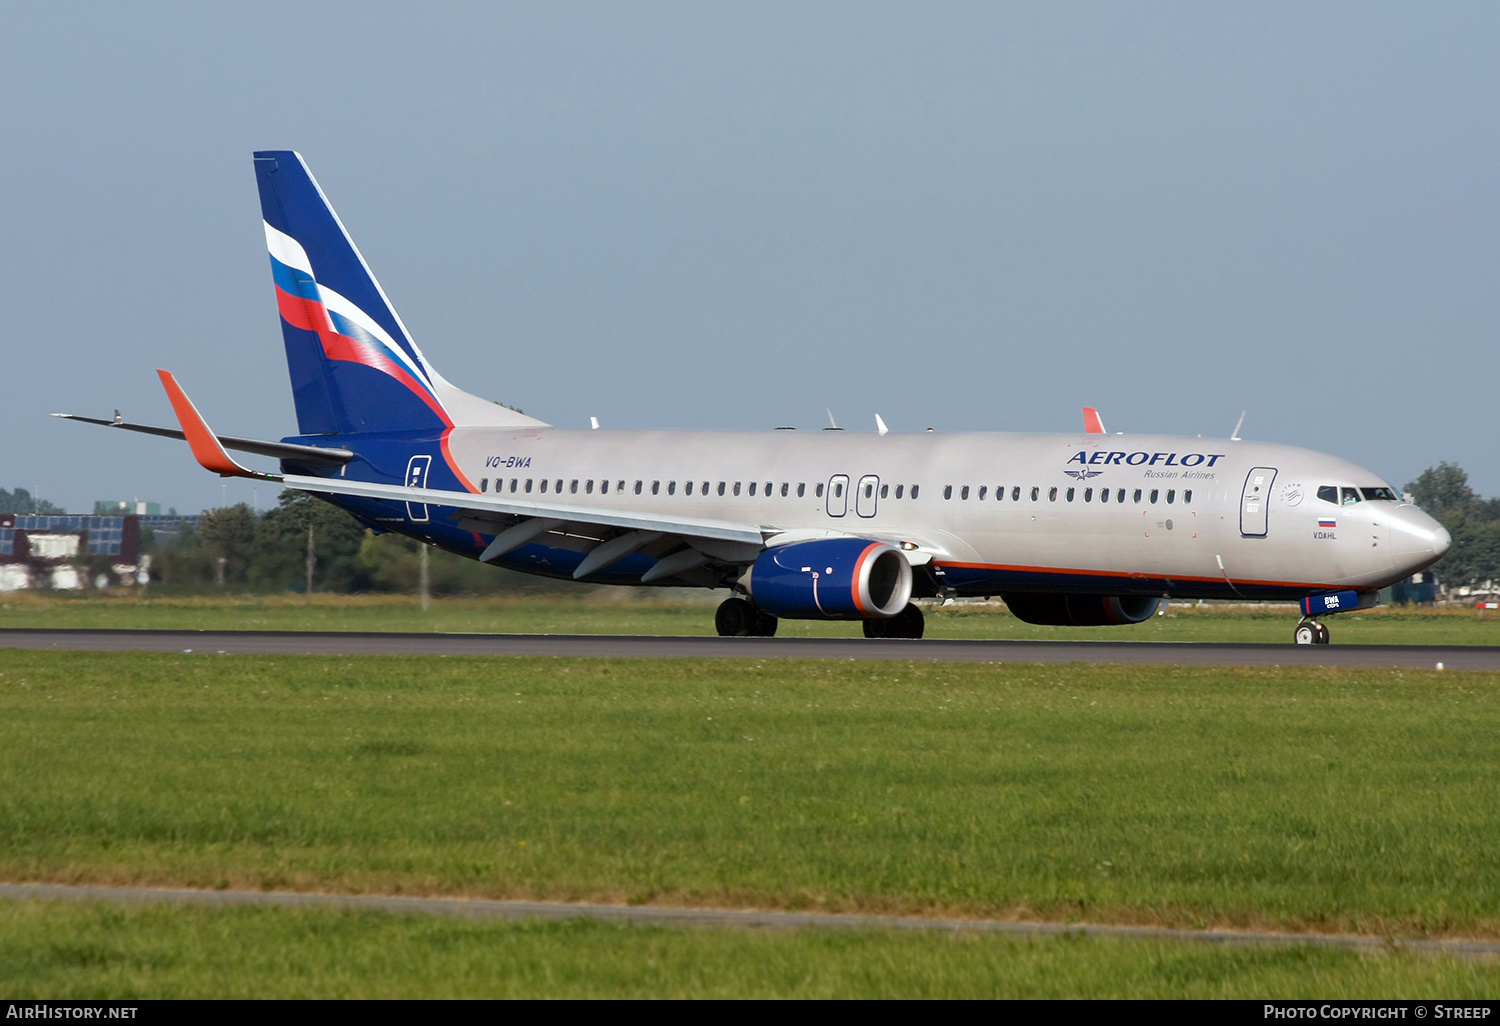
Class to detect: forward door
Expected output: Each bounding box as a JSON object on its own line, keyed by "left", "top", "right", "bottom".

{"left": 1240, "top": 467, "right": 1277, "bottom": 537}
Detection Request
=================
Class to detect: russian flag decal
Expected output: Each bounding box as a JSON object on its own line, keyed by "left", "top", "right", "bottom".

{"left": 1318, "top": 518, "right": 1337, "bottom": 528}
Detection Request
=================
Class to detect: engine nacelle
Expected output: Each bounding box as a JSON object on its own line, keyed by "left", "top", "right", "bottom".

{"left": 748, "top": 539, "right": 913, "bottom": 620}
{"left": 1002, "top": 592, "right": 1163, "bottom": 626}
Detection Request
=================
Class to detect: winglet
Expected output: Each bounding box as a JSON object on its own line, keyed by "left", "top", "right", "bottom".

{"left": 1083, "top": 407, "right": 1106, "bottom": 434}
{"left": 156, "top": 370, "right": 280, "bottom": 480}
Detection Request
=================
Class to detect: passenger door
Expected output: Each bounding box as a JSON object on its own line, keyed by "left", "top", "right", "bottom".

{"left": 855, "top": 475, "right": 880, "bottom": 518}
{"left": 405, "top": 454, "right": 432, "bottom": 523}
{"left": 826, "top": 474, "right": 849, "bottom": 517}
{"left": 1240, "top": 467, "right": 1277, "bottom": 537}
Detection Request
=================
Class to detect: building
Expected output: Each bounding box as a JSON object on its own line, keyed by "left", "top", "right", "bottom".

{"left": 0, "top": 512, "right": 195, "bottom": 591}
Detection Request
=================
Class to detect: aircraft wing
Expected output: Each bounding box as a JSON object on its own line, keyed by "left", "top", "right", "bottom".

{"left": 284, "top": 473, "right": 952, "bottom": 579}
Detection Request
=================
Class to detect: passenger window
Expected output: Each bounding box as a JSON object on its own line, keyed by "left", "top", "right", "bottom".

{"left": 865, "top": 483, "right": 874, "bottom": 498}
{"left": 944, "top": 485, "right": 953, "bottom": 500}
{"left": 1184, "top": 489, "right": 1192, "bottom": 503}
{"left": 764, "top": 482, "right": 772, "bottom": 495}
{"left": 1341, "top": 487, "right": 1361, "bottom": 505}
{"left": 480, "top": 478, "right": 488, "bottom": 492}
{"left": 1166, "top": 489, "right": 1174, "bottom": 504}
{"left": 600, "top": 480, "right": 609, "bottom": 494}
{"left": 1084, "top": 487, "right": 1093, "bottom": 502}
{"left": 702, "top": 482, "right": 709, "bottom": 495}
{"left": 748, "top": 482, "right": 757, "bottom": 496}
{"left": 586, "top": 480, "right": 594, "bottom": 494}
{"left": 668, "top": 481, "right": 676, "bottom": 495}
{"left": 961, "top": 486, "right": 969, "bottom": 500}
{"left": 880, "top": 484, "right": 888, "bottom": 499}
{"left": 978, "top": 486, "right": 987, "bottom": 500}
{"left": 1031, "top": 487, "right": 1039, "bottom": 501}
{"left": 798, "top": 483, "right": 806, "bottom": 497}
{"left": 834, "top": 482, "right": 843, "bottom": 498}
{"left": 618, "top": 481, "right": 626, "bottom": 494}
{"left": 568, "top": 480, "right": 576, "bottom": 494}
{"left": 1100, "top": 488, "right": 1109, "bottom": 503}
{"left": 652, "top": 481, "right": 660, "bottom": 495}
{"left": 910, "top": 485, "right": 920, "bottom": 499}
{"left": 734, "top": 482, "right": 742, "bottom": 496}
{"left": 511, "top": 479, "right": 519, "bottom": 493}
{"left": 1117, "top": 489, "right": 1125, "bottom": 503}
{"left": 1133, "top": 488, "right": 1141, "bottom": 503}
{"left": 555, "top": 480, "right": 563, "bottom": 493}
{"left": 1066, "top": 487, "right": 1075, "bottom": 502}
{"left": 718, "top": 482, "right": 726, "bottom": 496}
{"left": 816, "top": 483, "right": 824, "bottom": 497}
{"left": 782, "top": 483, "right": 790, "bottom": 497}
{"left": 895, "top": 485, "right": 904, "bottom": 499}
{"left": 1012, "top": 487, "right": 1020, "bottom": 501}
{"left": 1317, "top": 485, "right": 1338, "bottom": 504}
{"left": 1150, "top": 489, "right": 1159, "bottom": 504}
{"left": 526, "top": 479, "right": 534, "bottom": 493}
{"left": 1048, "top": 487, "right": 1058, "bottom": 501}
{"left": 540, "top": 479, "right": 549, "bottom": 493}
{"left": 685, "top": 481, "right": 693, "bottom": 495}
{"left": 634, "top": 481, "right": 642, "bottom": 495}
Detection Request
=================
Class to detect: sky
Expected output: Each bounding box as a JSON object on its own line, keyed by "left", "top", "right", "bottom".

{"left": 1, "top": 2, "right": 1495, "bottom": 514}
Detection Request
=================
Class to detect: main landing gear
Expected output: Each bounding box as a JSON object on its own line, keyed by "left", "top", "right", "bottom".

{"left": 715, "top": 597, "right": 778, "bottom": 637}
{"left": 1294, "top": 619, "right": 1331, "bottom": 645}
{"left": 863, "top": 603, "right": 925, "bottom": 639}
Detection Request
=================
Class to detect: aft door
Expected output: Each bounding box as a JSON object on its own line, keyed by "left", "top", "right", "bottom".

{"left": 405, "top": 455, "right": 432, "bottom": 522}
{"left": 1240, "top": 467, "right": 1277, "bottom": 537}
{"left": 855, "top": 475, "right": 879, "bottom": 518}
{"left": 826, "top": 475, "right": 849, "bottom": 517}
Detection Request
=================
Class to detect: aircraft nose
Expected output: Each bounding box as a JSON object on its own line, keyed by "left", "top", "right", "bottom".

{"left": 1390, "top": 506, "right": 1450, "bottom": 570}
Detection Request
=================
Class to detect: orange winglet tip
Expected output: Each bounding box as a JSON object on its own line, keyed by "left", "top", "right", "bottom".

{"left": 156, "top": 369, "right": 270, "bottom": 479}
{"left": 1083, "top": 406, "right": 1106, "bottom": 434}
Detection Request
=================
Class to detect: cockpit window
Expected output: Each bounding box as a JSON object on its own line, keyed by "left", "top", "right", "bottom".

{"left": 1317, "top": 486, "right": 1338, "bottom": 504}
{"left": 1361, "top": 487, "right": 1399, "bottom": 501}
{"left": 1341, "top": 487, "right": 1361, "bottom": 505}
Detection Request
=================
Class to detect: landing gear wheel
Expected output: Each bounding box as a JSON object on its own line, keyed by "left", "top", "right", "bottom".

{"left": 863, "top": 603, "right": 925, "bottom": 639}
{"left": 1294, "top": 620, "right": 1330, "bottom": 645}
{"left": 715, "top": 597, "right": 759, "bottom": 637}
{"left": 751, "top": 609, "right": 779, "bottom": 637}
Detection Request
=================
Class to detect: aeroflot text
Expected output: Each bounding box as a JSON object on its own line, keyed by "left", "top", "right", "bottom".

{"left": 1066, "top": 452, "right": 1226, "bottom": 467}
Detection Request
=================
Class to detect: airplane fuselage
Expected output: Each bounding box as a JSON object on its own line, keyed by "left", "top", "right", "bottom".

{"left": 304, "top": 426, "right": 1448, "bottom": 601}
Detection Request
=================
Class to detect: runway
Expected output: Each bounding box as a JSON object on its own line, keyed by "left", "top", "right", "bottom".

{"left": 2, "top": 883, "right": 1495, "bottom": 957}
{"left": 3, "top": 628, "right": 1499, "bottom": 668}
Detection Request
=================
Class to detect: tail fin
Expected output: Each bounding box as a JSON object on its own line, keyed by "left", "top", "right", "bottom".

{"left": 253, "top": 151, "right": 545, "bottom": 436}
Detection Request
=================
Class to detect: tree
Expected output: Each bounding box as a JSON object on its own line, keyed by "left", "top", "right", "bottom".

{"left": 0, "top": 488, "right": 64, "bottom": 515}
{"left": 198, "top": 504, "right": 258, "bottom": 586}
{"left": 250, "top": 491, "right": 372, "bottom": 592}
{"left": 1405, "top": 463, "right": 1500, "bottom": 590}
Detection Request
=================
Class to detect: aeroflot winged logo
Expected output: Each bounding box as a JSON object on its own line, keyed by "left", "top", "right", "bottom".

{"left": 1067, "top": 451, "right": 1227, "bottom": 468}
{"left": 264, "top": 221, "right": 451, "bottom": 426}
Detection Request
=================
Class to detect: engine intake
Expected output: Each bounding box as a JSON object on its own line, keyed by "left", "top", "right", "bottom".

{"left": 1002, "top": 593, "right": 1163, "bottom": 626}
{"left": 748, "top": 539, "right": 913, "bottom": 620}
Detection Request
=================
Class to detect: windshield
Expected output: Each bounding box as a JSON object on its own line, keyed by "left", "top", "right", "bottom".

{"left": 1361, "top": 487, "right": 1399, "bottom": 501}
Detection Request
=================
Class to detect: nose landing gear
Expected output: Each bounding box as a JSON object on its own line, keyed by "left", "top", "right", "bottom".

{"left": 1294, "top": 618, "right": 1331, "bottom": 645}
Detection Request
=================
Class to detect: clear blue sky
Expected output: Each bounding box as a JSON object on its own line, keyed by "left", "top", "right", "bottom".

{"left": 3, "top": 2, "right": 1495, "bottom": 514}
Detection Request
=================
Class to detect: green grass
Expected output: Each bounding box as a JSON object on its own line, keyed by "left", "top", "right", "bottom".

{"left": 4, "top": 591, "right": 1500, "bottom": 644}
{"left": 3, "top": 900, "right": 1496, "bottom": 999}
{"left": 1, "top": 651, "right": 1496, "bottom": 940}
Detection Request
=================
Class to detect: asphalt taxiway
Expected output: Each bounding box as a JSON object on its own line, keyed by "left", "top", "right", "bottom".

{"left": 2, "top": 628, "right": 1498, "bottom": 669}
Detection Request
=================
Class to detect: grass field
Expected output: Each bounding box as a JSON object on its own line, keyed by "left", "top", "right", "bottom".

{"left": 4, "top": 645, "right": 1497, "bottom": 996}
{"left": 3, "top": 901, "right": 1496, "bottom": 999}
{"left": 4, "top": 590, "right": 1500, "bottom": 644}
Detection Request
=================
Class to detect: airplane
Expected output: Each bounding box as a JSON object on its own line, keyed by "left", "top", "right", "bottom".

{"left": 57, "top": 150, "right": 1451, "bottom": 645}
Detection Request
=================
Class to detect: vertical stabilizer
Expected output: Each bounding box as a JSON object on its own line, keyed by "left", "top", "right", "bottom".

{"left": 253, "top": 151, "right": 545, "bottom": 434}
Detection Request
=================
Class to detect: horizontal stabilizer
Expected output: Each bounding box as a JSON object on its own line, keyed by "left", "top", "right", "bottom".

{"left": 52, "top": 413, "right": 353, "bottom": 467}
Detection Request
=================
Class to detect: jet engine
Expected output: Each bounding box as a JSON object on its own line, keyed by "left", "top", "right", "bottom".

{"left": 747, "top": 539, "right": 913, "bottom": 620}
{"left": 1002, "top": 593, "right": 1163, "bottom": 626}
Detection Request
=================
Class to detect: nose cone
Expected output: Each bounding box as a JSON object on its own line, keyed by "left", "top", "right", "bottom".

{"left": 1390, "top": 506, "right": 1450, "bottom": 573}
